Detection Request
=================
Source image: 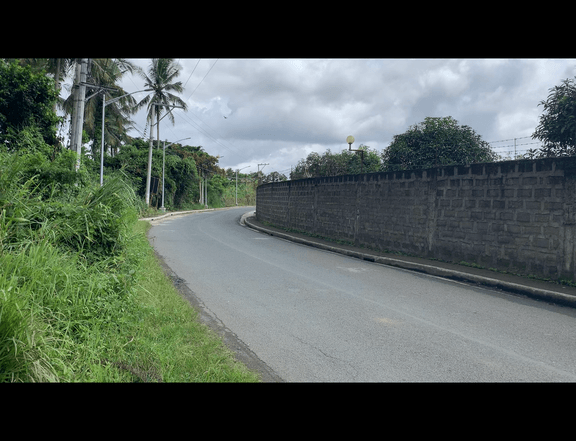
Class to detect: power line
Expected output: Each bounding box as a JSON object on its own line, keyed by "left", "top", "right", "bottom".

{"left": 185, "top": 59, "right": 219, "bottom": 102}
{"left": 488, "top": 135, "right": 532, "bottom": 144}
{"left": 183, "top": 59, "right": 201, "bottom": 88}
{"left": 492, "top": 140, "right": 542, "bottom": 148}
{"left": 171, "top": 109, "right": 239, "bottom": 155}
{"left": 177, "top": 107, "right": 238, "bottom": 152}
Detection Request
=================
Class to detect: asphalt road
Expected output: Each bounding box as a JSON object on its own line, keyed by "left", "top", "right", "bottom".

{"left": 148, "top": 206, "right": 576, "bottom": 382}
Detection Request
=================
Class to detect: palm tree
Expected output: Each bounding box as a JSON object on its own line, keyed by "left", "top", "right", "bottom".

{"left": 46, "top": 58, "right": 75, "bottom": 111}
{"left": 84, "top": 59, "right": 140, "bottom": 160}
{"left": 135, "top": 58, "right": 188, "bottom": 205}
{"left": 61, "top": 59, "right": 140, "bottom": 160}
{"left": 135, "top": 58, "right": 187, "bottom": 142}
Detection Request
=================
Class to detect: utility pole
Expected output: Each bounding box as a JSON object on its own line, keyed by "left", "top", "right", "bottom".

{"left": 199, "top": 170, "right": 203, "bottom": 205}
{"left": 69, "top": 60, "right": 81, "bottom": 152}
{"left": 97, "top": 87, "right": 152, "bottom": 186}
{"left": 236, "top": 166, "right": 250, "bottom": 205}
{"left": 70, "top": 60, "right": 82, "bottom": 150}
{"left": 70, "top": 58, "right": 89, "bottom": 171}
{"left": 145, "top": 103, "right": 185, "bottom": 206}
{"left": 204, "top": 171, "right": 209, "bottom": 208}
{"left": 145, "top": 110, "right": 155, "bottom": 205}
{"left": 160, "top": 137, "right": 190, "bottom": 211}
{"left": 258, "top": 163, "right": 269, "bottom": 185}
{"left": 346, "top": 135, "right": 365, "bottom": 174}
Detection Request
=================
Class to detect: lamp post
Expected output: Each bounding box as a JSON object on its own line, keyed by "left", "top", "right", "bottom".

{"left": 347, "top": 135, "right": 355, "bottom": 149}
{"left": 160, "top": 137, "right": 191, "bottom": 211}
{"left": 145, "top": 103, "right": 185, "bottom": 206}
{"left": 99, "top": 88, "right": 153, "bottom": 186}
{"left": 346, "top": 135, "right": 364, "bottom": 174}
{"left": 236, "top": 166, "right": 251, "bottom": 205}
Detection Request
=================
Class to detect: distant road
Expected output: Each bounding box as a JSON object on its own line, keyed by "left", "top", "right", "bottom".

{"left": 148, "top": 206, "right": 576, "bottom": 382}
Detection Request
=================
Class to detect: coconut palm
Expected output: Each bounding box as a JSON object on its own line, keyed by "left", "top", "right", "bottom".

{"left": 84, "top": 59, "right": 140, "bottom": 159}
{"left": 135, "top": 58, "right": 187, "bottom": 142}
{"left": 134, "top": 58, "right": 188, "bottom": 204}
{"left": 61, "top": 59, "right": 140, "bottom": 160}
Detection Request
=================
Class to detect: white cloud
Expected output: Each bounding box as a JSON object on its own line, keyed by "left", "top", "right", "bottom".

{"left": 110, "top": 58, "right": 576, "bottom": 175}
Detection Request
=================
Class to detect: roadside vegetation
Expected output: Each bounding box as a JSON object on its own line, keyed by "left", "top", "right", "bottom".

{"left": 0, "top": 58, "right": 261, "bottom": 382}
{"left": 0, "top": 148, "right": 260, "bottom": 382}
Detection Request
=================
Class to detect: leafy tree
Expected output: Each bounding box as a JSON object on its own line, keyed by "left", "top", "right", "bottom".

{"left": 105, "top": 138, "right": 201, "bottom": 209}
{"left": 532, "top": 76, "right": 576, "bottom": 157}
{"left": 0, "top": 59, "right": 60, "bottom": 148}
{"left": 261, "top": 171, "right": 288, "bottom": 183}
{"left": 2, "top": 58, "right": 75, "bottom": 111}
{"left": 346, "top": 145, "right": 381, "bottom": 175}
{"left": 207, "top": 174, "right": 227, "bottom": 206}
{"left": 104, "top": 140, "right": 148, "bottom": 195}
{"left": 290, "top": 145, "right": 382, "bottom": 179}
{"left": 381, "top": 116, "right": 497, "bottom": 171}
{"left": 163, "top": 144, "right": 200, "bottom": 207}
{"left": 186, "top": 146, "right": 224, "bottom": 178}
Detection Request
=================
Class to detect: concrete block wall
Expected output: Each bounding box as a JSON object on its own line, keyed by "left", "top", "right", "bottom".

{"left": 256, "top": 157, "right": 576, "bottom": 282}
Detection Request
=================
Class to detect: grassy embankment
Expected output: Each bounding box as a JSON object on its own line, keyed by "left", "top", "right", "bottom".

{"left": 0, "top": 155, "right": 260, "bottom": 382}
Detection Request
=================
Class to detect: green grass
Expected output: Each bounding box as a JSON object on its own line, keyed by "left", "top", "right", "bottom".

{"left": 0, "top": 220, "right": 261, "bottom": 382}
{"left": 115, "top": 221, "right": 261, "bottom": 382}
{"left": 0, "top": 152, "right": 261, "bottom": 382}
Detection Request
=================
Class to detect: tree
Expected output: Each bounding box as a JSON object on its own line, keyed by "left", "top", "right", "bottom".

{"left": 532, "top": 76, "right": 576, "bottom": 157}
{"left": 2, "top": 58, "right": 75, "bottom": 111}
{"left": 135, "top": 58, "right": 187, "bottom": 141}
{"left": 0, "top": 59, "right": 60, "bottom": 149}
{"left": 290, "top": 145, "right": 382, "bottom": 179}
{"left": 134, "top": 59, "right": 188, "bottom": 205}
{"left": 60, "top": 59, "right": 139, "bottom": 161}
{"left": 105, "top": 138, "right": 200, "bottom": 208}
{"left": 381, "top": 116, "right": 497, "bottom": 171}
{"left": 262, "top": 171, "right": 288, "bottom": 183}
{"left": 345, "top": 145, "right": 381, "bottom": 175}
{"left": 83, "top": 59, "right": 139, "bottom": 159}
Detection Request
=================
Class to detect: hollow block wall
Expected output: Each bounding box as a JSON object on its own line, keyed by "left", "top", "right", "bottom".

{"left": 256, "top": 157, "right": 576, "bottom": 281}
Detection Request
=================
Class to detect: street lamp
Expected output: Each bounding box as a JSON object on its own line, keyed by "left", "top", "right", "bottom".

{"left": 346, "top": 135, "right": 355, "bottom": 148}
{"left": 145, "top": 103, "right": 186, "bottom": 206}
{"left": 160, "top": 137, "right": 191, "bottom": 211}
{"left": 236, "top": 166, "right": 251, "bottom": 205}
{"left": 98, "top": 88, "right": 153, "bottom": 186}
{"left": 346, "top": 135, "right": 365, "bottom": 174}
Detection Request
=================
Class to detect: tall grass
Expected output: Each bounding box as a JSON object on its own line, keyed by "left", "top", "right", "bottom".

{"left": 0, "top": 152, "right": 261, "bottom": 382}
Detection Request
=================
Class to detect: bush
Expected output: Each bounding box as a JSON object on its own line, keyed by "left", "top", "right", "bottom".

{"left": 0, "top": 150, "right": 142, "bottom": 381}
{"left": 0, "top": 59, "right": 60, "bottom": 147}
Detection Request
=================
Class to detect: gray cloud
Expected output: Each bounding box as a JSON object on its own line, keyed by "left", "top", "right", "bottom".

{"left": 118, "top": 58, "right": 576, "bottom": 175}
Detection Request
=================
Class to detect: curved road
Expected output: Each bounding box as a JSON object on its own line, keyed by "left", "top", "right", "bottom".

{"left": 148, "top": 206, "right": 576, "bottom": 382}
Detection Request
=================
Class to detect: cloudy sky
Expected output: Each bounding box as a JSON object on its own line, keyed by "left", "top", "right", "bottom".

{"left": 115, "top": 58, "right": 576, "bottom": 176}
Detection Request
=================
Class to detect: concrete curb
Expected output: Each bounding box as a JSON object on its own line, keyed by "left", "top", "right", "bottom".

{"left": 243, "top": 213, "right": 576, "bottom": 309}
{"left": 140, "top": 208, "right": 217, "bottom": 223}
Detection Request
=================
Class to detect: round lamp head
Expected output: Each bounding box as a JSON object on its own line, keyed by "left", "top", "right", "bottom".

{"left": 346, "top": 135, "right": 355, "bottom": 144}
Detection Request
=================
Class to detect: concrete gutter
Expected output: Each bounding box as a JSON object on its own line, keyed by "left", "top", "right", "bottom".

{"left": 242, "top": 211, "right": 576, "bottom": 309}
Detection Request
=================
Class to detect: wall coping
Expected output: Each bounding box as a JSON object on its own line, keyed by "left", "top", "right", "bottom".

{"left": 262, "top": 156, "right": 576, "bottom": 188}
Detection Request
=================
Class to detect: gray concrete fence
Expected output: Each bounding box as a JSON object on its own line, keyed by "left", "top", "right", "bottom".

{"left": 256, "top": 156, "right": 576, "bottom": 282}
